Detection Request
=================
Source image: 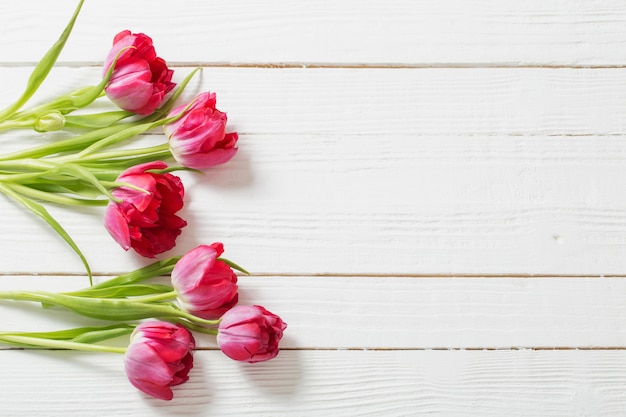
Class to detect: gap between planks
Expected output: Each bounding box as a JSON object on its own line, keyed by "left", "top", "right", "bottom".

{"left": 4, "top": 346, "right": 626, "bottom": 352}
{"left": 5, "top": 61, "right": 626, "bottom": 70}
{"left": 1, "top": 272, "right": 625, "bottom": 278}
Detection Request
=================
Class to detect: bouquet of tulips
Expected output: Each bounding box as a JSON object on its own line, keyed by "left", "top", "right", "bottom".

{"left": 0, "top": 1, "right": 237, "bottom": 274}
{"left": 0, "top": 0, "right": 286, "bottom": 401}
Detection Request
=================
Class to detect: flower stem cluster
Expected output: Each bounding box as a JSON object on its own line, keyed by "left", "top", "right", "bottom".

{"left": 0, "top": 244, "right": 287, "bottom": 400}
{"left": 0, "top": 0, "right": 239, "bottom": 280}
{"left": 0, "top": 0, "right": 284, "bottom": 403}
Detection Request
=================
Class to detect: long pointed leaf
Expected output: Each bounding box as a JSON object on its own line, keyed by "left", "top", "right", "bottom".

{"left": 0, "top": 324, "right": 135, "bottom": 343}
{"left": 0, "top": 182, "right": 92, "bottom": 283}
{"left": 0, "top": 0, "right": 85, "bottom": 121}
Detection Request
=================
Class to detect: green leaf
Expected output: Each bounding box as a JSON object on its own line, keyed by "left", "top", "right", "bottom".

{"left": 70, "top": 325, "right": 135, "bottom": 344}
{"left": 54, "top": 163, "right": 118, "bottom": 201}
{"left": 0, "top": 182, "right": 92, "bottom": 283}
{"left": 63, "top": 283, "right": 175, "bottom": 299}
{"left": 0, "top": 323, "right": 135, "bottom": 343}
{"left": 79, "top": 256, "right": 181, "bottom": 291}
{"left": 0, "top": 0, "right": 85, "bottom": 121}
{"left": 218, "top": 257, "right": 250, "bottom": 275}
{"left": 15, "top": 44, "right": 137, "bottom": 119}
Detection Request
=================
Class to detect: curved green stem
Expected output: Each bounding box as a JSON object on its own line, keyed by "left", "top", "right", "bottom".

{"left": 60, "top": 143, "right": 170, "bottom": 165}
{"left": 0, "top": 124, "right": 131, "bottom": 162}
{"left": 172, "top": 320, "right": 219, "bottom": 335}
{"left": 73, "top": 121, "right": 163, "bottom": 158}
{"left": 175, "top": 310, "right": 221, "bottom": 327}
{"left": 0, "top": 119, "right": 36, "bottom": 131}
{"left": 131, "top": 290, "right": 177, "bottom": 303}
{"left": 0, "top": 158, "right": 58, "bottom": 171}
{"left": 0, "top": 290, "right": 217, "bottom": 326}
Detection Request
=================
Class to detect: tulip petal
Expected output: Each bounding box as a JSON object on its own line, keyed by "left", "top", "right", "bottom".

{"left": 103, "top": 203, "right": 131, "bottom": 250}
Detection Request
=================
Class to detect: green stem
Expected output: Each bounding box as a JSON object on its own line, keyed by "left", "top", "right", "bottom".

{"left": 74, "top": 121, "right": 164, "bottom": 158}
{"left": 0, "top": 182, "right": 107, "bottom": 206}
{"left": 0, "top": 290, "right": 219, "bottom": 326}
{"left": 0, "top": 171, "right": 56, "bottom": 183}
{"left": 0, "top": 119, "right": 36, "bottom": 131}
{"left": 0, "top": 158, "right": 58, "bottom": 171}
{"left": 0, "top": 334, "right": 126, "bottom": 354}
{"left": 72, "top": 98, "right": 194, "bottom": 160}
{"left": 166, "top": 308, "right": 220, "bottom": 327}
{"left": 61, "top": 143, "right": 170, "bottom": 164}
{"left": 0, "top": 124, "right": 131, "bottom": 161}
{"left": 131, "top": 290, "right": 177, "bottom": 303}
{"left": 78, "top": 152, "right": 174, "bottom": 171}
{"left": 173, "top": 320, "right": 219, "bottom": 335}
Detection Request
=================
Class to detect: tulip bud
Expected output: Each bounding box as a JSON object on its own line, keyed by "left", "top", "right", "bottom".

{"left": 171, "top": 243, "right": 239, "bottom": 319}
{"left": 34, "top": 111, "right": 65, "bottom": 132}
{"left": 103, "top": 30, "right": 175, "bottom": 115}
{"left": 124, "top": 321, "right": 195, "bottom": 400}
{"left": 164, "top": 92, "right": 238, "bottom": 170}
{"left": 217, "top": 305, "right": 287, "bottom": 363}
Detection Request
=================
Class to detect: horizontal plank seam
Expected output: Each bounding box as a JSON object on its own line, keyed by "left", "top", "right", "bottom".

{"left": 2, "top": 346, "right": 626, "bottom": 352}
{"left": 4, "top": 62, "right": 626, "bottom": 70}
{"left": 1, "top": 272, "right": 625, "bottom": 278}
{"left": 249, "top": 273, "right": 626, "bottom": 278}
{"left": 145, "top": 132, "right": 626, "bottom": 138}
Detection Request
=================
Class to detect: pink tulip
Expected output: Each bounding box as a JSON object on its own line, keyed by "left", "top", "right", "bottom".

{"left": 171, "top": 243, "right": 239, "bottom": 319}
{"left": 163, "top": 92, "right": 238, "bottom": 170}
{"left": 217, "top": 305, "right": 287, "bottom": 363}
{"left": 104, "top": 161, "right": 187, "bottom": 258}
{"left": 124, "top": 321, "right": 195, "bottom": 400}
{"left": 103, "top": 30, "right": 175, "bottom": 115}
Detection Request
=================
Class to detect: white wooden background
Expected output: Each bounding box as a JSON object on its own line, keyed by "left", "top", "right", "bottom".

{"left": 1, "top": 0, "right": 626, "bottom": 415}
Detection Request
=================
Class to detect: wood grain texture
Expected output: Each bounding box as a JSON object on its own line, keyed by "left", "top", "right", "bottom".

{"left": 1, "top": 349, "right": 625, "bottom": 416}
{"left": 2, "top": 66, "right": 626, "bottom": 136}
{"left": 0, "top": 68, "right": 625, "bottom": 274}
{"left": 0, "top": 276, "right": 625, "bottom": 349}
{"left": 0, "top": 1, "right": 625, "bottom": 415}
{"left": 1, "top": 131, "right": 626, "bottom": 274}
{"left": 2, "top": 1, "right": 626, "bottom": 66}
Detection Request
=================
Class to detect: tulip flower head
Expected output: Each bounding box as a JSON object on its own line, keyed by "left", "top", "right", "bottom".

{"left": 103, "top": 30, "right": 175, "bottom": 115}
{"left": 171, "top": 243, "right": 239, "bottom": 319}
{"left": 217, "top": 305, "right": 287, "bottom": 363}
{"left": 104, "top": 161, "right": 187, "bottom": 258}
{"left": 124, "top": 321, "right": 195, "bottom": 400}
{"left": 164, "top": 92, "right": 238, "bottom": 170}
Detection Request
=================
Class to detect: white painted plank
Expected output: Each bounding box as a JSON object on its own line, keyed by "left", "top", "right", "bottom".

{"left": 3, "top": 1, "right": 626, "bottom": 66}
{"left": 1, "top": 276, "right": 625, "bottom": 349}
{"left": 0, "top": 68, "right": 625, "bottom": 275}
{"left": 0, "top": 349, "right": 625, "bottom": 416}
{"left": 1, "top": 66, "right": 626, "bottom": 137}
{"left": 2, "top": 130, "right": 626, "bottom": 274}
